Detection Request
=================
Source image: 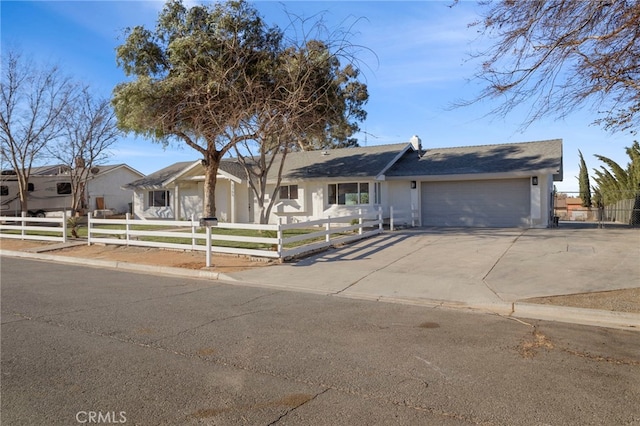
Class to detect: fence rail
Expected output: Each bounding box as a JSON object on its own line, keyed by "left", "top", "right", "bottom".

{"left": 0, "top": 214, "right": 67, "bottom": 243}
{"left": 87, "top": 209, "right": 384, "bottom": 264}
{"left": 1, "top": 209, "right": 387, "bottom": 263}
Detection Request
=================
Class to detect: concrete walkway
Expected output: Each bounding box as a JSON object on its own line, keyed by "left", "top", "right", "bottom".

{"left": 227, "top": 225, "right": 640, "bottom": 330}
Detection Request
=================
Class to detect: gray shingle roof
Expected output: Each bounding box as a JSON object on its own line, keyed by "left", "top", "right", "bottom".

{"left": 124, "top": 139, "right": 563, "bottom": 189}
{"left": 385, "top": 139, "right": 562, "bottom": 179}
{"left": 123, "top": 161, "right": 195, "bottom": 189}
{"left": 218, "top": 160, "right": 248, "bottom": 180}
{"left": 278, "top": 143, "right": 408, "bottom": 180}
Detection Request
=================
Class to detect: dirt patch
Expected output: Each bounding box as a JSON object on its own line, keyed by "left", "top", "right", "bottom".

{"left": 518, "top": 329, "right": 554, "bottom": 358}
{"left": 0, "top": 239, "right": 55, "bottom": 251}
{"left": 525, "top": 288, "right": 640, "bottom": 314}
{"left": 0, "top": 238, "right": 271, "bottom": 273}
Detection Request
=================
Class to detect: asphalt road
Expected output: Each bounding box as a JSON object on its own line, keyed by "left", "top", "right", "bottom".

{"left": 2, "top": 257, "right": 639, "bottom": 425}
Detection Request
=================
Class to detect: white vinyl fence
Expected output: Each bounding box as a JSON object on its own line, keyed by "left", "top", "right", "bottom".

{"left": 0, "top": 214, "right": 67, "bottom": 243}
{"left": 1, "top": 209, "right": 392, "bottom": 264}
{"left": 87, "top": 209, "right": 384, "bottom": 265}
{"left": 389, "top": 205, "right": 420, "bottom": 230}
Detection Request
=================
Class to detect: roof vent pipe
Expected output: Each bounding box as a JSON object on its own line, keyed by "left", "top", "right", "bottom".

{"left": 410, "top": 135, "right": 422, "bottom": 157}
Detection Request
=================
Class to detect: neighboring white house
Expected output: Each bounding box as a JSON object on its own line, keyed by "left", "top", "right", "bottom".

{"left": 84, "top": 164, "right": 145, "bottom": 214}
{"left": 124, "top": 137, "right": 563, "bottom": 228}
{"left": 0, "top": 163, "right": 144, "bottom": 216}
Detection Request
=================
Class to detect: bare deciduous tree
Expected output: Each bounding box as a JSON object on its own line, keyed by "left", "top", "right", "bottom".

{"left": 458, "top": 0, "right": 640, "bottom": 133}
{"left": 0, "top": 50, "right": 75, "bottom": 214}
{"left": 233, "top": 38, "right": 368, "bottom": 224}
{"left": 47, "top": 87, "right": 121, "bottom": 215}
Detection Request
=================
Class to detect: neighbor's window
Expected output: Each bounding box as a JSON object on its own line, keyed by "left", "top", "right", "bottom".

{"left": 56, "top": 182, "right": 72, "bottom": 194}
{"left": 0, "top": 185, "right": 8, "bottom": 196}
{"left": 148, "top": 190, "right": 170, "bottom": 207}
{"left": 328, "top": 183, "right": 370, "bottom": 205}
{"left": 279, "top": 185, "right": 298, "bottom": 200}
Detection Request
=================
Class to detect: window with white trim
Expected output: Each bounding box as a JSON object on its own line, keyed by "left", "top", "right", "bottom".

{"left": 148, "top": 190, "right": 170, "bottom": 207}
{"left": 328, "top": 182, "right": 370, "bottom": 205}
{"left": 279, "top": 184, "right": 298, "bottom": 200}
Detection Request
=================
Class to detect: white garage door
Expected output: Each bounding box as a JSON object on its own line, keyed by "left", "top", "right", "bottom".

{"left": 421, "top": 179, "right": 531, "bottom": 227}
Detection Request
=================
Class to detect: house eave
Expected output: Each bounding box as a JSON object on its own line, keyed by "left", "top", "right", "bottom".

{"left": 381, "top": 170, "right": 562, "bottom": 182}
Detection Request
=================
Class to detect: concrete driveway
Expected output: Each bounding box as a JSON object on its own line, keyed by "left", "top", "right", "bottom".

{"left": 229, "top": 224, "right": 640, "bottom": 315}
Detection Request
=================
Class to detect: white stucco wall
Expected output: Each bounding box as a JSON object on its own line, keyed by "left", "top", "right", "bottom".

{"left": 87, "top": 168, "right": 141, "bottom": 214}
{"left": 178, "top": 182, "right": 203, "bottom": 220}
{"left": 529, "top": 174, "right": 555, "bottom": 228}
{"left": 386, "top": 180, "right": 414, "bottom": 225}
{"left": 263, "top": 180, "right": 386, "bottom": 225}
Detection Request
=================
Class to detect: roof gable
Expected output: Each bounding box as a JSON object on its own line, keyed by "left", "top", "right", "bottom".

{"left": 123, "top": 161, "right": 195, "bottom": 189}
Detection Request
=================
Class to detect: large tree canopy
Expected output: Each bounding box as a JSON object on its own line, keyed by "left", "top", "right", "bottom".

{"left": 113, "top": 0, "right": 284, "bottom": 217}
{"left": 113, "top": 0, "right": 367, "bottom": 218}
{"left": 462, "top": 0, "right": 640, "bottom": 134}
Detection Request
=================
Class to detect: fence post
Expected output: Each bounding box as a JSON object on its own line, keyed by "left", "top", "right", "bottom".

{"left": 62, "top": 211, "right": 68, "bottom": 243}
{"left": 411, "top": 204, "right": 416, "bottom": 227}
{"left": 358, "top": 208, "right": 363, "bottom": 235}
{"left": 205, "top": 224, "right": 212, "bottom": 268}
{"left": 277, "top": 217, "right": 283, "bottom": 259}
{"left": 20, "top": 212, "right": 26, "bottom": 240}
{"left": 87, "top": 212, "right": 92, "bottom": 246}
{"left": 390, "top": 206, "right": 395, "bottom": 232}
{"left": 325, "top": 217, "right": 331, "bottom": 243}
{"left": 378, "top": 207, "right": 383, "bottom": 232}
{"left": 191, "top": 214, "right": 196, "bottom": 250}
{"left": 125, "top": 213, "right": 131, "bottom": 246}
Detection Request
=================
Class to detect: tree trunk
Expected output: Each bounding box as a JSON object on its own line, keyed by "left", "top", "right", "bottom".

{"left": 18, "top": 175, "right": 29, "bottom": 215}
{"left": 202, "top": 153, "right": 221, "bottom": 218}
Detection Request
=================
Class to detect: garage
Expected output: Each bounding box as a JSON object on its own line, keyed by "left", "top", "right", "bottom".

{"left": 421, "top": 178, "right": 531, "bottom": 227}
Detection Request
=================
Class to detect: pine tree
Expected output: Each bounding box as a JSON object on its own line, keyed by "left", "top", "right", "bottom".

{"left": 578, "top": 150, "right": 592, "bottom": 207}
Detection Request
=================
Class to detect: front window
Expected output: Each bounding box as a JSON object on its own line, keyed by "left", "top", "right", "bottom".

{"left": 328, "top": 183, "right": 370, "bottom": 205}
{"left": 148, "top": 190, "right": 170, "bottom": 207}
{"left": 279, "top": 184, "right": 298, "bottom": 200}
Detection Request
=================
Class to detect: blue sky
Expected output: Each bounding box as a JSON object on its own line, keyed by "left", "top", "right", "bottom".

{"left": 2, "top": 0, "right": 636, "bottom": 192}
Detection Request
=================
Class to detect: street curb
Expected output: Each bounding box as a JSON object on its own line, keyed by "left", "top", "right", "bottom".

{"left": 0, "top": 250, "right": 237, "bottom": 282}
{"left": 513, "top": 302, "right": 640, "bottom": 331}
{"left": 3, "top": 249, "right": 639, "bottom": 331}
{"left": 338, "top": 292, "right": 516, "bottom": 315}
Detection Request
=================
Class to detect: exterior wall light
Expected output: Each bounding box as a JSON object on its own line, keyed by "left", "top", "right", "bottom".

{"left": 532, "top": 176, "right": 538, "bottom": 186}
{"left": 411, "top": 181, "right": 417, "bottom": 189}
